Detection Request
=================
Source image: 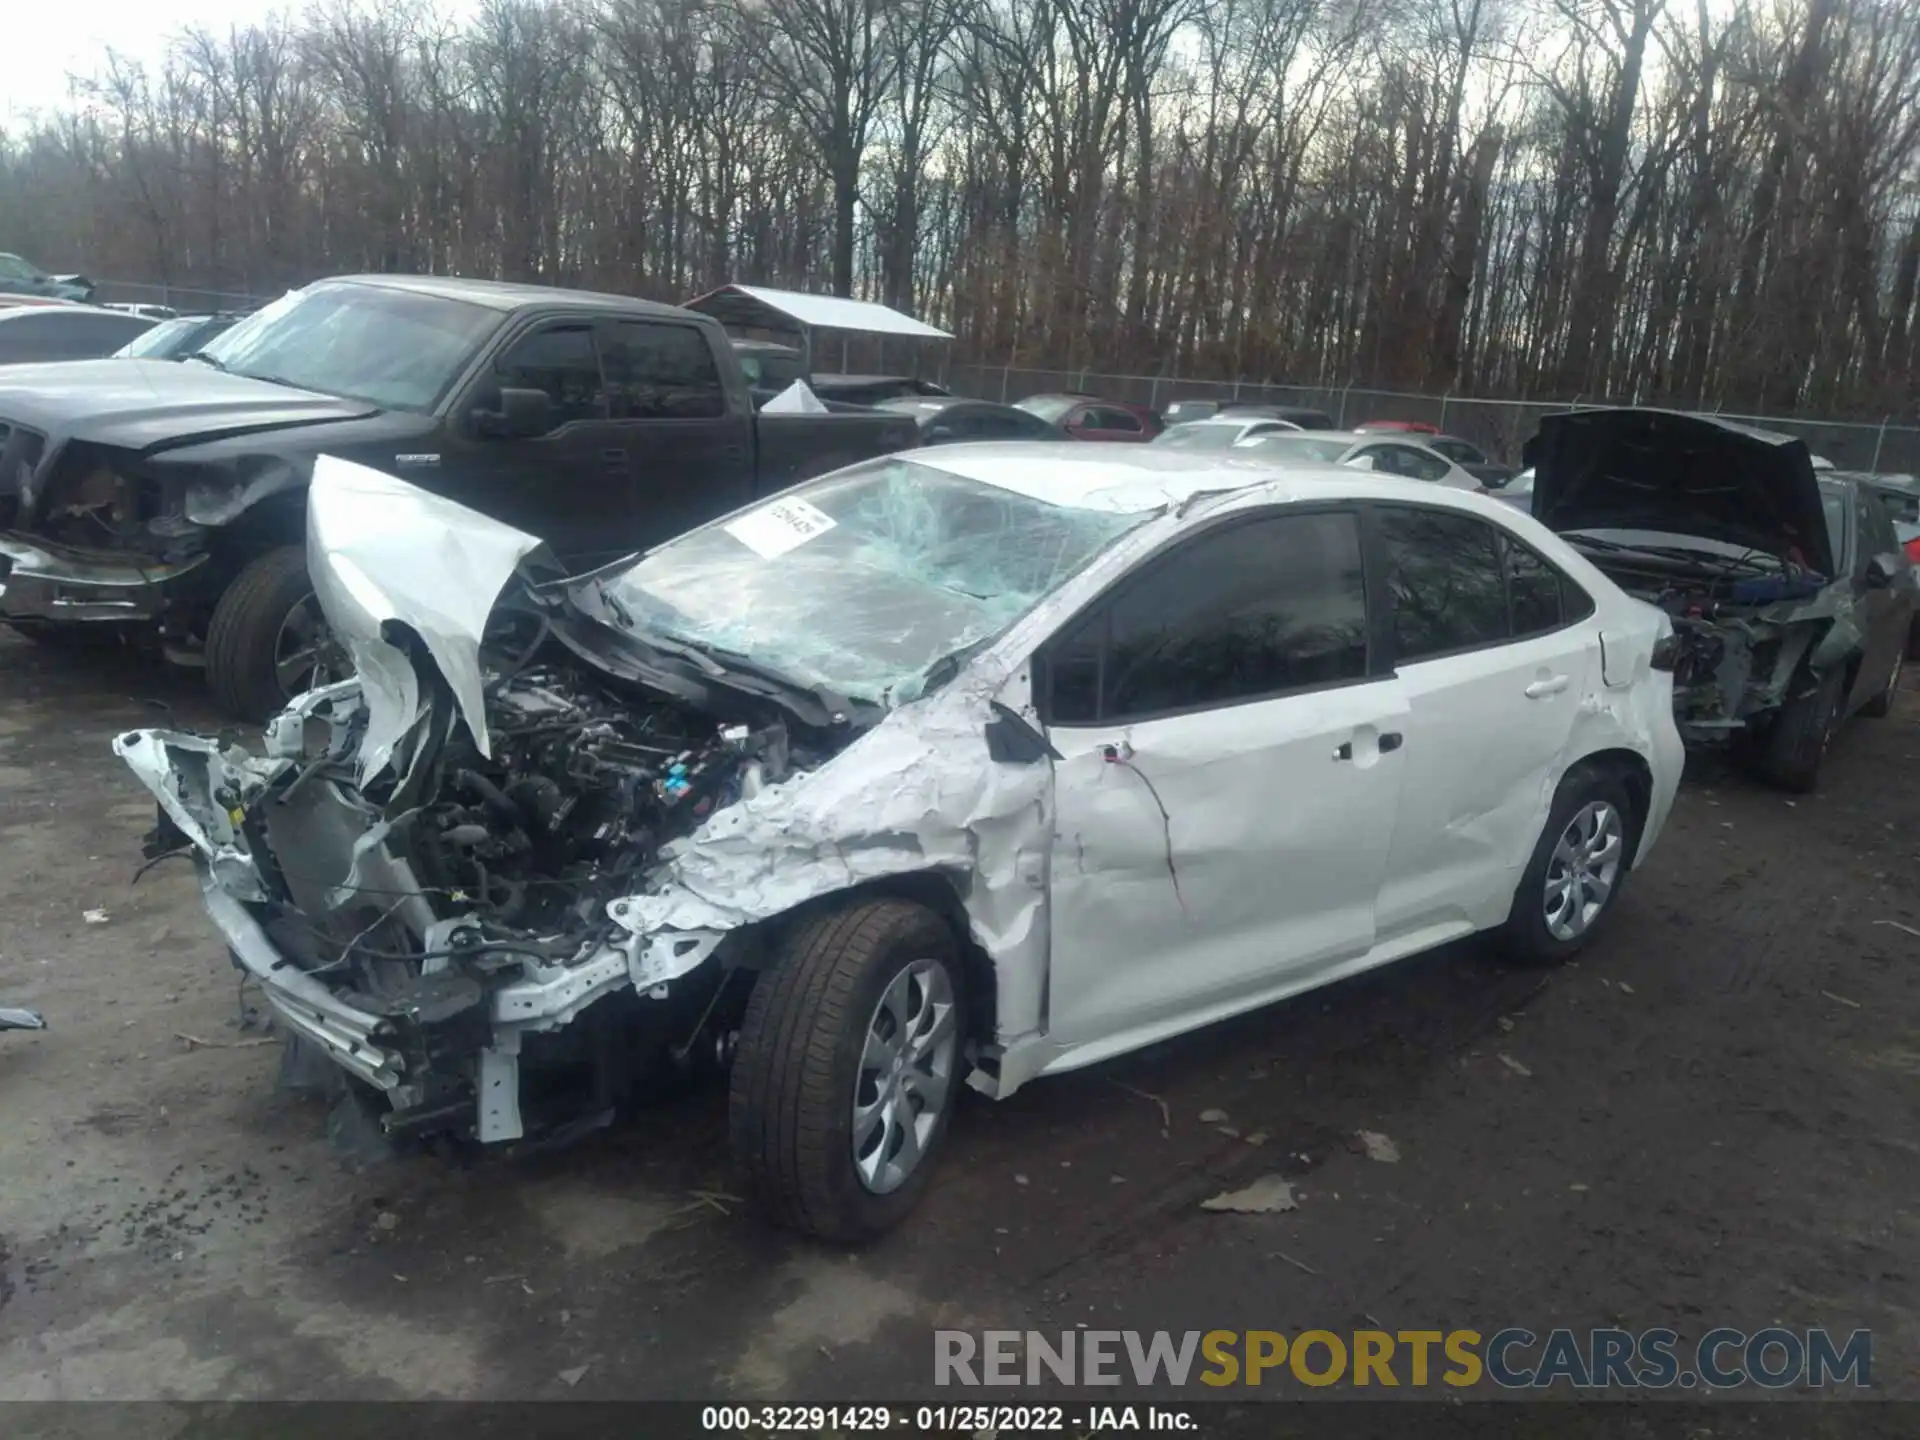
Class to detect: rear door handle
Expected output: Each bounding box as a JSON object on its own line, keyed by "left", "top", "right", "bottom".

{"left": 1524, "top": 674, "right": 1570, "bottom": 699}
{"left": 1333, "top": 732, "right": 1403, "bottom": 761}
{"left": 600, "top": 447, "right": 626, "bottom": 472}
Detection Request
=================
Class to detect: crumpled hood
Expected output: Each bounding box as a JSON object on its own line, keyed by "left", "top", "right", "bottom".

{"left": 1528, "top": 408, "right": 1835, "bottom": 577}
{"left": 0, "top": 360, "right": 380, "bottom": 453}
{"left": 307, "top": 455, "right": 549, "bottom": 778}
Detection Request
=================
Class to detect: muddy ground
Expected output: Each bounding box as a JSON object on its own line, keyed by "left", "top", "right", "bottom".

{"left": 1, "top": 629, "right": 1917, "bottom": 1412}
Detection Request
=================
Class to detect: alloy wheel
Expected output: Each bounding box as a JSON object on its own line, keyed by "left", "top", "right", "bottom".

{"left": 1543, "top": 800, "right": 1625, "bottom": 942}
{"left": 852, "top": 958, "right": 959, "bottom": 1195}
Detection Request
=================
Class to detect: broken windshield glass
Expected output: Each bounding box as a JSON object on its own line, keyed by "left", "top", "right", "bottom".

{"left": 588, "top": 458, "right": 1153, "bottom": 707}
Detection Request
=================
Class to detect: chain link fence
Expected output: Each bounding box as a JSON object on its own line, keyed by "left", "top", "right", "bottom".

{"left": 87, "top": 279, "right": 271, "bottom": 314}
{"left": 941, "top": 361, "right": 1920, "bottom": 475}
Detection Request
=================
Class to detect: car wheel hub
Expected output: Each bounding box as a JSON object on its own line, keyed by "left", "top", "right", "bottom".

{"left": 274, "top": 592, "right": 341, "bottom": 698}
{"left": 853, "top": 957, "right": 958, "bottom": 1195}
{"left": 1543, "top": 800, "right": 1624, "bottom": 942}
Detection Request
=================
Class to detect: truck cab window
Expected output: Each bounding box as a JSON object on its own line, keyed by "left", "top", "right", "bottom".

{"left": 603, "top": 322, "right": 727, "bottom": 420}
{"left": 494, "top": 324, "right": 605, "bottom": 426}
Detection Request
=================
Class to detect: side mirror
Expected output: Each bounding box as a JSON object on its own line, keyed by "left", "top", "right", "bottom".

{"left": 1344, "top": 455, "right": 1381, "bottom": 472}
{"left": 1865, "top": 553, "right": 1902, "bottom": 589}
{"left": 476, "top": 386, "right": 554, "bottom": 439}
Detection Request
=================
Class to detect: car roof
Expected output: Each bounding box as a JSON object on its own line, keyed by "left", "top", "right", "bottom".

{"left": 897, "top": 442, "right": 1492, "bottom": 514}
{"left": 878, "top": 396, "right": 1001, "bottom": 414}
{"left": 325, "top": 273, "right": 687, "bottom": 317}
{"left": 0, "top": 303, "right": 140, "bottom": 323}
{"left": 1175, "top": 413, "right": 1305, "bottom": 428}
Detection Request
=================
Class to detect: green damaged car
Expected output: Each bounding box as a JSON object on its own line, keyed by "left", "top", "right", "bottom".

{"left": 1530, "top": 408, "right": 1918, "bottom": 791}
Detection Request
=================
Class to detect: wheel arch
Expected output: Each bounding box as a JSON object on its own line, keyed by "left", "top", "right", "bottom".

{"left": 745, "top": 870, "right": 1001, "bottom": 1055}
{"left": 1561, "top": 746, "right": 1654, "bottom": 867}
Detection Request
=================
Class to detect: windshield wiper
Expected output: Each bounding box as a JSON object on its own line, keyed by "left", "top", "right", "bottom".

{"left": 659, "top": 633, "right": 870, "bottom": 721}
{"left": 183, "top": 350, "right": 227, "bottom": 371}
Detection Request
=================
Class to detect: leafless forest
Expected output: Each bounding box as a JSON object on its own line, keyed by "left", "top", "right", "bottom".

{"left": 1, "top": 0, "right": 1917, "bottom": 416}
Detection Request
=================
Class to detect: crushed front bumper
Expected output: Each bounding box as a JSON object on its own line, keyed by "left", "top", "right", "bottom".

{"left": 0, "top": 531, "right": 208, "bottom": 623}
{"left": 119, "top": 714, "right": 728, "bottom": 1144}
{"left": 197, "top": 859, "right": 647, "bottom": 1139}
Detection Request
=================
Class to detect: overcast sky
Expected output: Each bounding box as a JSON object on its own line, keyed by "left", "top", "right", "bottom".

{"left": 2, "top": 2, "right": 286, "bottom": 124}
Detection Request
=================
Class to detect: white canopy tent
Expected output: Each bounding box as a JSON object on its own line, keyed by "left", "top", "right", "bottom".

{"left": 683, "top": 283, "right": 951, "bottom": 377}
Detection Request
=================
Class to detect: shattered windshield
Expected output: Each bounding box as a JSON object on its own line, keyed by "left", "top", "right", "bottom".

{"left": 591, "top": 458, "right": 1153, "bottom": 707}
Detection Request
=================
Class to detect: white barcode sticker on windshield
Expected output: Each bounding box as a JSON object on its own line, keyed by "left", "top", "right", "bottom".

{"left": 723, "top": 496, "right": 838, "bottom": 559}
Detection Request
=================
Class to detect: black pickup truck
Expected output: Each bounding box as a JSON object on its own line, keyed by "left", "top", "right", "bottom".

{"left": 0, "top": 275, "right": 919, "bottom": 719}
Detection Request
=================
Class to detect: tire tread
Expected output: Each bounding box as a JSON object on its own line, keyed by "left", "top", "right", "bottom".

{"left": 729, "top": 900, "right": 953, "bottom": 1240}
{"left": 205, "top": 545, "right": 311, "bottom": 722}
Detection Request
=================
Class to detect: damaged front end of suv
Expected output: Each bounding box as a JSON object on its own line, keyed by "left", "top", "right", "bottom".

{"left": 113, "top": 454, "right": 1107, "bottom": 1152}
{"left": 1530, "top": 409, "right": 1865, "bottom": 760}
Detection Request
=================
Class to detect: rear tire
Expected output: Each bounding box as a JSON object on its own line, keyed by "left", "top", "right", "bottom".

{"left": 204, "top": 546, "right": 331, "bottom": 723}
{"left": 1755, "top": 665, "right": 1844, "bottom": 792}
{"left": 728, "top": 900, "right": 965, "bottom": 1241}
{"left": 1500, "top": 766, "right": 1636, "bottom": 966}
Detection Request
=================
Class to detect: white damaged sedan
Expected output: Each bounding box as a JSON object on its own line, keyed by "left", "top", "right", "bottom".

{"left": 116, "top": 446, "right": 1683, "bottom": 1238}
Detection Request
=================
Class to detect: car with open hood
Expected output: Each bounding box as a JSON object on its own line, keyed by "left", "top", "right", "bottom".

{"left": 116, "top": 445, "right": 1681, "bottom": 1239}
{"left": 1527, "top": 408, "right": 1917, "bottom": 790}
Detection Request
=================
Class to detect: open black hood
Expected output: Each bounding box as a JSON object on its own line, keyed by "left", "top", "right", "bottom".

{"left": 1527, "top": 408, "right": 1835, "bottom": 577}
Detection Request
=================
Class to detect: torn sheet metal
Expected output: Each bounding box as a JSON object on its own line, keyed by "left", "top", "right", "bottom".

{"left": 761, "top": 379, "right": 829, "bottom": 414}
{"left": 0, "top": 1006, "right": 45, "bottom": 1031}
{"left": 613, "top": 668, "right": 1056, "bottom": 1077}
{"left": 306, "top": 454, "right": 549, "bottom": 774}
{"left": 112, "top": 728, "right": 287, "bottom": 901}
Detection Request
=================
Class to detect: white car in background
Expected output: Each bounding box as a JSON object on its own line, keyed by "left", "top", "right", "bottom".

{"left": 118, "top": 446, "right": 1683, "bottom": 1240}
{"left": 1237, "top": 429, "right": 1484, "bottom": 489}
{"left": 1153, "top": 414, "right": 1306, "bottom": 450}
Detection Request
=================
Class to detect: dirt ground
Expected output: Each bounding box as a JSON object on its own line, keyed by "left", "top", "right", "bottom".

{"left": 2, "top": 628, "right": 1918, "bottom": 1410}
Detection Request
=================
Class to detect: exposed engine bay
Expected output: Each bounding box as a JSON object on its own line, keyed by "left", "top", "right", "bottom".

{"left": 260, "top": 662, "right": 794, "bottom": 965}
{"left": 120, "top": 644, "right": 837, "bottom": 1147}
{"left": 1572, "top": 548, "right": 1826, "bottom": 738}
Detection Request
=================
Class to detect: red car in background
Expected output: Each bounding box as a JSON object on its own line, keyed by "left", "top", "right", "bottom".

{"left": 1016, "top": 393, "right": 1164, "bottom": 442}
{"left": 1354, "top": 418, "right": 1440, "bottom": 434}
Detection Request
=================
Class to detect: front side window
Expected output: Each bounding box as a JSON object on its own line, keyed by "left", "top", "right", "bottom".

{"left": 1045, "top": 510, "right": 1371, "bottom": 725}
{"left": 602, "top": 321, "right": 726, "bottom": 420}
{"left": 495, "top": 324, "right": 605, "bottom": 426}
{"left": 1385, "top": 445, "right": 1450, "bottom": 482}
{"left": 1429, "top": 437, "right": 1487, "bottom": 466}
{"left": 1377, "top": 507, "right": 1509, "bottom": 661}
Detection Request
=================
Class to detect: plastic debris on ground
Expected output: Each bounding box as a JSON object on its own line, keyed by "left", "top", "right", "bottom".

{"left": 1201, "top": 1176, "right": 1298, "bottom": 1214}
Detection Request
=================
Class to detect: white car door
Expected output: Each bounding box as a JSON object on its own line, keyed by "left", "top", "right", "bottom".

{"left": 1367, "top": 503, "right": 1599, "bottom": 943}
{"left": 1039, "top": 506, "right": 1411, "bottom": 1061}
